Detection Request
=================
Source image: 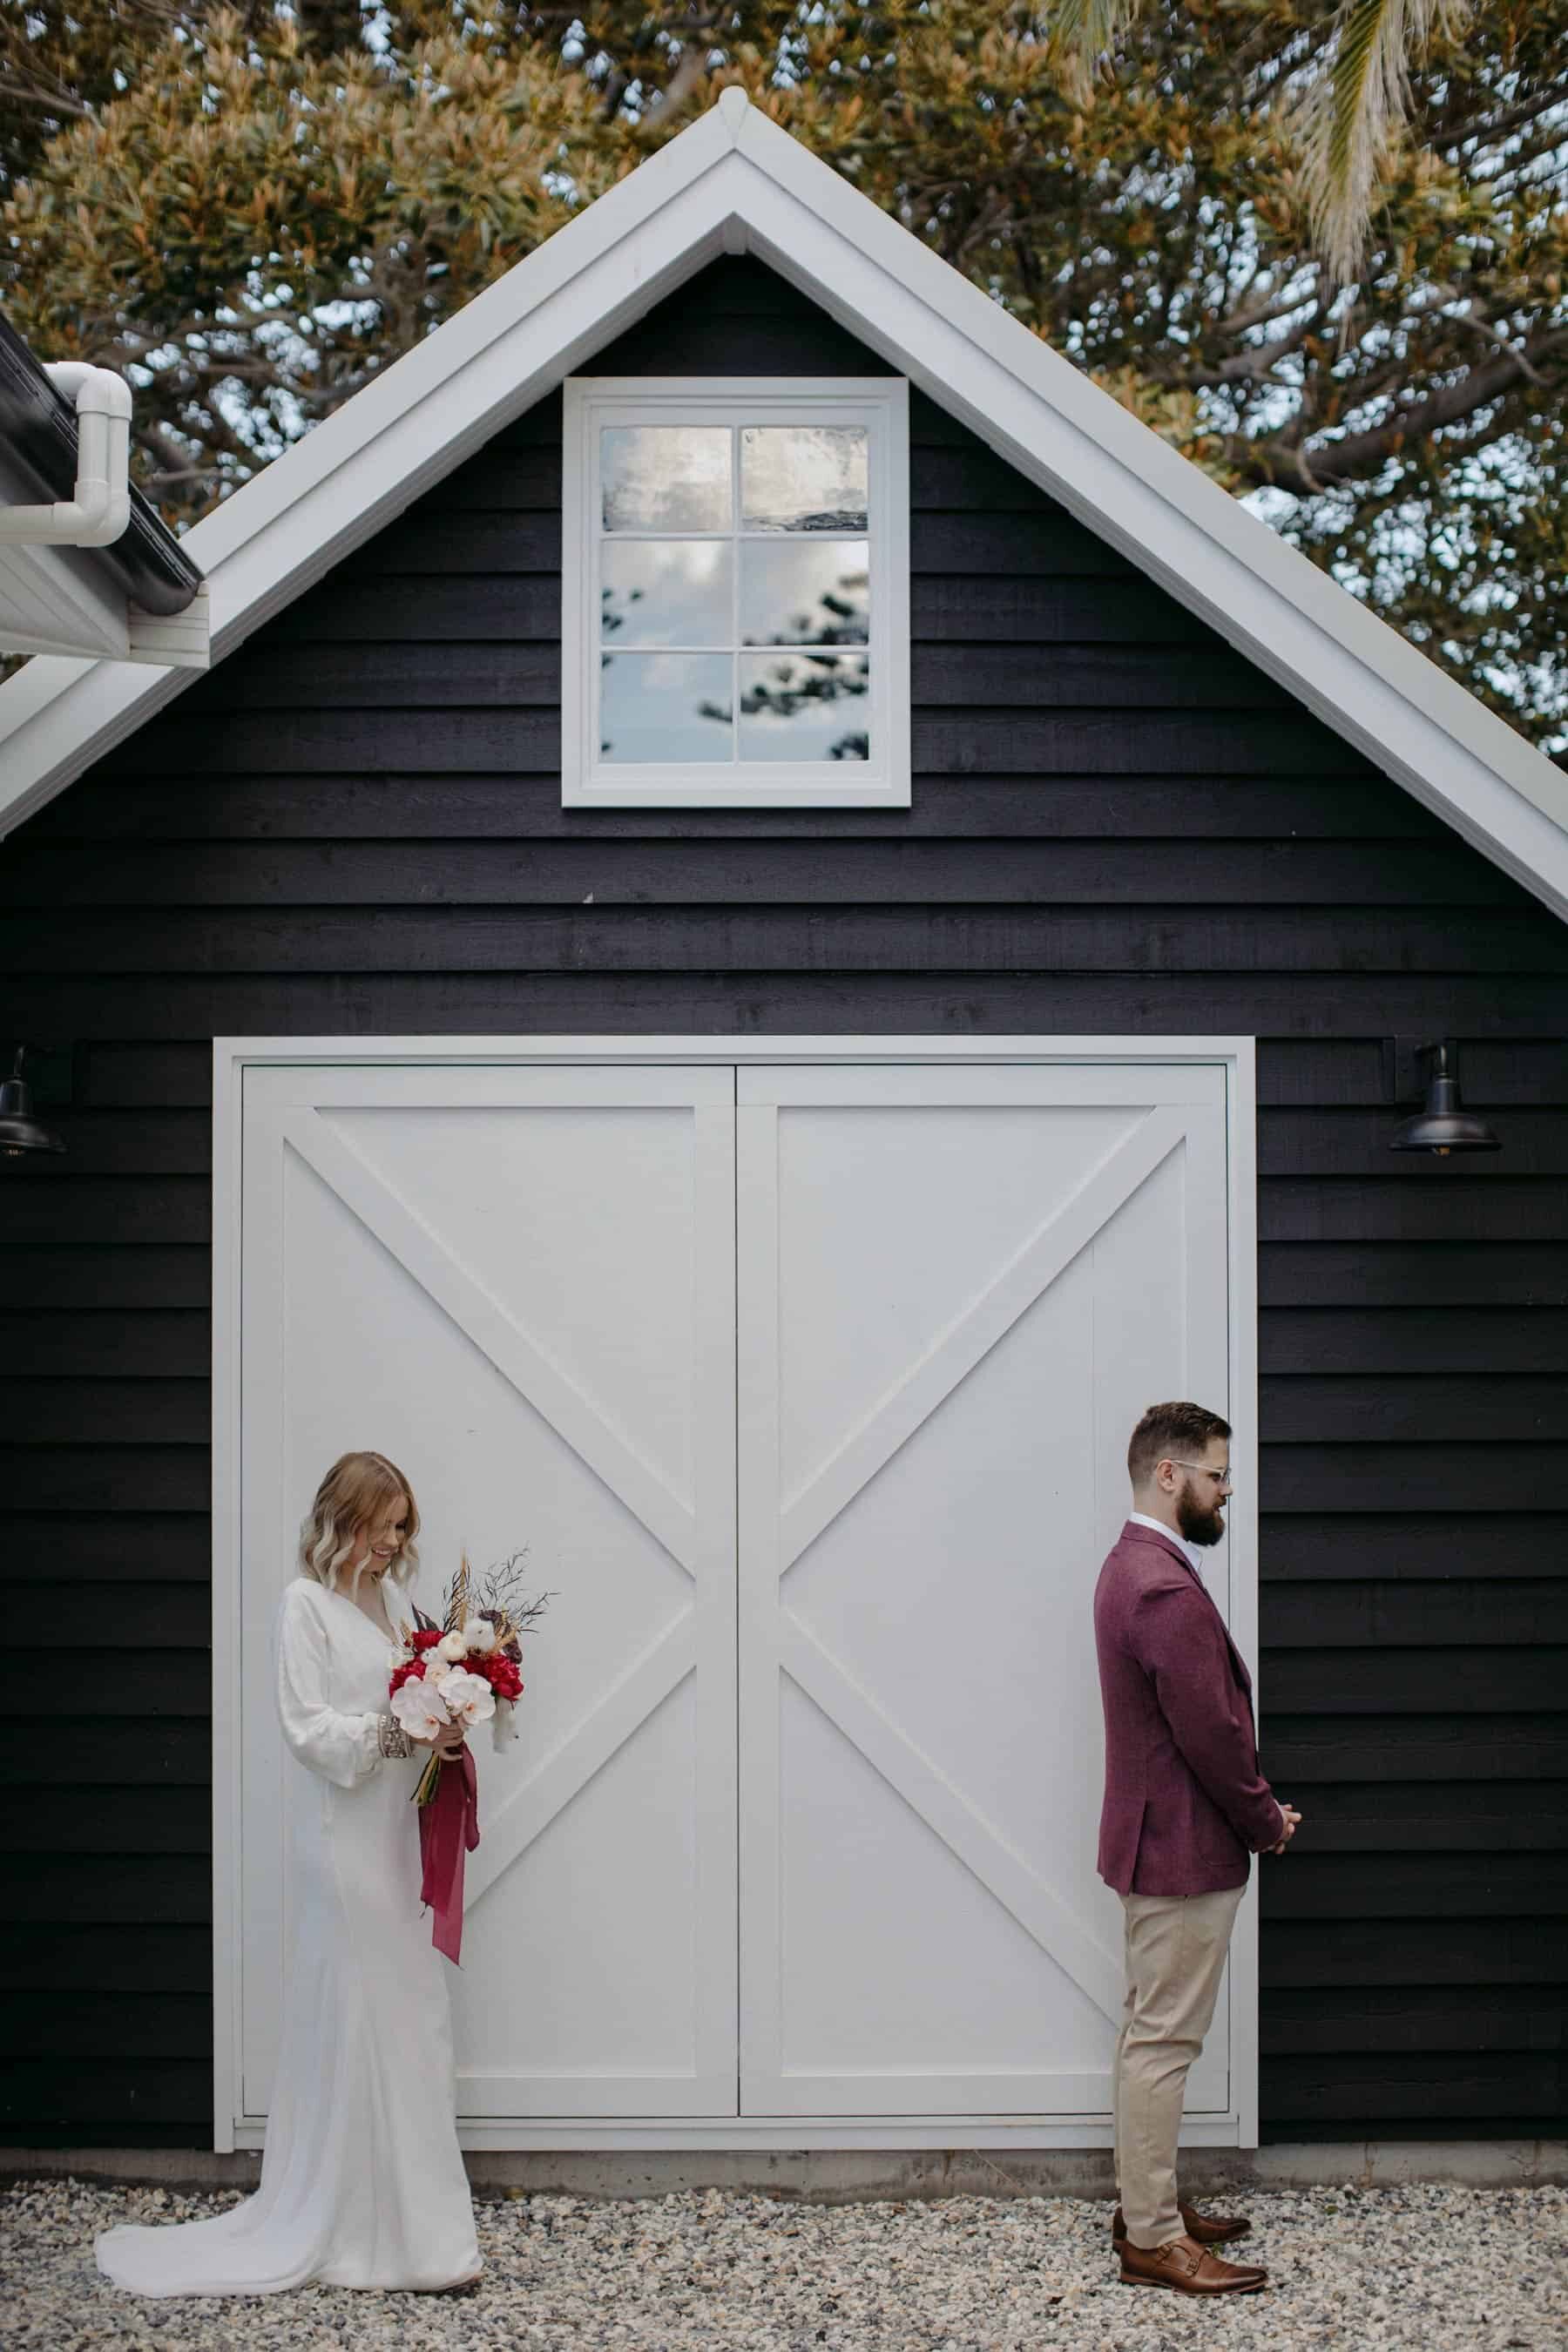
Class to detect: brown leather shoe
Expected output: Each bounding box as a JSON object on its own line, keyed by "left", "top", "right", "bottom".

{"left": 1112, "top": 2200, "right": 1252, "bottom": 2246}
{"left": 1119, "top": 2234, "right": 1267, "bottom": 2295}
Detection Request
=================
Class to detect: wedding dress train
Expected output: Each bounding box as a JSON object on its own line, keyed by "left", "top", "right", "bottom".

{"left": 96, "top": 1576, "right": 482, "bottom": 2296}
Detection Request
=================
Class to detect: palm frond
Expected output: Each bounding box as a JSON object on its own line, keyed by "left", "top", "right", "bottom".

{"left": 1047, "top": 0, "right": 1143, "bottom": 104}
{"left": 1295, "top": 0, "right": 1471, "bottom": 285}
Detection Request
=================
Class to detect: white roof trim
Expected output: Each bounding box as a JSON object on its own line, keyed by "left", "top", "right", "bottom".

{"left": 2, "top": 84, "right": 1565, "bottom": 923}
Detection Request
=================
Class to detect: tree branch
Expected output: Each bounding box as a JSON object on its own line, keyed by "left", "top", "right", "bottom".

{"left": 1230, "top": 330, "right": 1568, "bottom": 494}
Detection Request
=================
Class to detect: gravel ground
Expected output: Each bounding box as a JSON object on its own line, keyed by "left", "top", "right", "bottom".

{"left": 1, "top": 2179, "right": 1563, "bottom": 2351}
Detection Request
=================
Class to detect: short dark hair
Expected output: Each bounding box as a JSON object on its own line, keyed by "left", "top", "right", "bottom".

{"left": 1127, "top": 1401, "right": 1232, "bottom": 1488}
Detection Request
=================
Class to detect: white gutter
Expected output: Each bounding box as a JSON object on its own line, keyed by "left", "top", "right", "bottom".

{"left": 0, "top": 362, "right": 132, "bottom": 547}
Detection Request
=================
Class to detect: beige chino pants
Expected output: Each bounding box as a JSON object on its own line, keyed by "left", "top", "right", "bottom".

{"left": 1113, "top": 1883, "right": 1245, "bottom": 2249}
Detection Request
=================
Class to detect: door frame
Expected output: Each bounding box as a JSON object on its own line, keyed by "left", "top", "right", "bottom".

{"left": 213, "top": 1035, "right": 1259, "bottom": 2154}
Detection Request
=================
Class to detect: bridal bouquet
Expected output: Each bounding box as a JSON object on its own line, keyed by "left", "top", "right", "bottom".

{"left": 387, "top": 1550, "right": 551, "bottom": 1963}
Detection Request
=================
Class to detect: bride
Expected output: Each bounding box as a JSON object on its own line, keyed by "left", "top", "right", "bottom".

{"left": 97, "top": 1450, "right": 484, "bottom": 2297}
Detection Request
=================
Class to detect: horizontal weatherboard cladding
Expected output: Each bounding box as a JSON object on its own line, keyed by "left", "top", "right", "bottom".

{"left": 2, "top": 256, "right": 1564, "bottom": 2149}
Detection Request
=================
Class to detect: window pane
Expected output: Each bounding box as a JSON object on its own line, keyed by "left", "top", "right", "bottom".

{"left": 741, "top": 426, "right": 868, "bottom": 531}
{"left": 600, "top": 652, "right": 733, "bottom": 762}
{"left": 740, "top": 539, "right": 868, "bottom": 645}
{"left": 601, "top": 427, "right": 732, "bottom": 531}
{"left": 737, "top": 652, "right": 869, "bottom": 762}
{"left": 602, "top": 541, "right": 733, "bottom": 646}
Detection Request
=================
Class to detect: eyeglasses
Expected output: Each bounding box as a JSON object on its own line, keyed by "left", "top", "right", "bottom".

{"left": 1167, "top": 1461, "right": 1234, "bottom": 1490}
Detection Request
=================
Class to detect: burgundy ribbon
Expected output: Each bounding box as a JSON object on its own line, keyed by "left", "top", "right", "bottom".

{"left": 418, "top": 1745, "right": 480, "bottom": 1965}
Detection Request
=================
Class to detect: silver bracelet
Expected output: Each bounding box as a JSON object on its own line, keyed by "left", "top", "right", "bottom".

{"left": 376, "top": 1711, "right": 413, "bottom": 1761}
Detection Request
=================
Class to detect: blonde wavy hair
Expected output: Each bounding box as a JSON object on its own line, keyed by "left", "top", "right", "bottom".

{"left": 299, "top": 1450, "right": 421, "bottom": 1594}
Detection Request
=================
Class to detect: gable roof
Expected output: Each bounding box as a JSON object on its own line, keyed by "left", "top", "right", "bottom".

{"left": 3, "top": 84, "right": 1565, "bottom": 921}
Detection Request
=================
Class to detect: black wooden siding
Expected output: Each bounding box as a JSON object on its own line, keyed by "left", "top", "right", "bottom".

{"left": 3, "top": 258, "right": 1565, "bottom": 2148}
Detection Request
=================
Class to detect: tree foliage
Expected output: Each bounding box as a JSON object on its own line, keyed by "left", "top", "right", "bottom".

{"left": 2, "top": 6, "right": 620, "bottom": 506}
{"left": 2, "top": 1, "right": 1565, "bottom": 746}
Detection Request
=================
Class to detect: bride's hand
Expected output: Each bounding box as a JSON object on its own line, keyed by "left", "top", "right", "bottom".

{"left": 412, "top": 1723, "right": 469, "bottom": 1759}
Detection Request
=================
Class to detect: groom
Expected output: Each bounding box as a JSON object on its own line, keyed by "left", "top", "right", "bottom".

{"left": 1094, "top": 1402, "right": 1301, "bottom": 2297}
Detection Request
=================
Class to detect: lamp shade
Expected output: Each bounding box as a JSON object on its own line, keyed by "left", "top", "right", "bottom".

{"left": 1390, "top": 1044, "right": 1499, "bottom": 1156}
{"left": 0, "top": 1047, "right": 65, "bottom": 1158}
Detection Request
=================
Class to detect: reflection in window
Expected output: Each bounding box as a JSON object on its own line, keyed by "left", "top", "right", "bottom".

{"left": 741, "top": 540, "right": 868, "bottom": 645}
{"left": 742, "top": 427, "right": 868, "bottom": 531}
{"left": 738, "top": 652, "right": 870, "bottom": 762}
{"left": 601, "top": 426, "right": 731, "bottom": 531}
{"left": 599, "top": 652, "right": 733, "bottom": 762}
{"left": 602, "top": 541, "right": 732, "bottom": 647}
{"left": 596, "top": 421, "right": 874, "bottom": 767}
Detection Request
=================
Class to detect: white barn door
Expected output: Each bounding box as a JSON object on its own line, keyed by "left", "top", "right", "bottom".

{"left": 238, "top": 1064, "right": 738, "bottom": 2124}
{"left": 735, "top": 1064, "right": 1231, "bottom": 2118}
{"left": 227, "top": 1045, "right": 1246, "bottom": 2142}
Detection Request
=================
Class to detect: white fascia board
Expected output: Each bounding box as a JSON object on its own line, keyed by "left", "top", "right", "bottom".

{"left": 126, "top": 581, "right": 212, "bottom": 669}
{"left": 727, "top": 109, "right": 1568, "bottom": 921}
{"left": 1, "top": 84, "right": 1565, "bottom": 923}
{"left": 0, "top": 645, "right": 128, "bottom": 801}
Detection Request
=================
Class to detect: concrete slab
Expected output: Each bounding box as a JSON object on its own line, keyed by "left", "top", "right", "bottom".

{"left": 4, "top": 2140, "right": 1565, "bottom": 2198}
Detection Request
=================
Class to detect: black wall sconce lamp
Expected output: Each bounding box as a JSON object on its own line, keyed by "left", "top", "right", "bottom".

{"left": 0, "top": 1043, "right": 67, "bottom": 1159}
{"left": 1386, "top": 1038, "right": 1500, "bottom": 1158}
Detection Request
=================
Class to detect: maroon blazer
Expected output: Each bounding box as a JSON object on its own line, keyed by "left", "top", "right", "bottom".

{"left": 1094, "top": 1519, "right": 1282, "bottom": 1896}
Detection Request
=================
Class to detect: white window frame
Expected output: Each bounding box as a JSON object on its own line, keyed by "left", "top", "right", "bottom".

{"left": 561, "top": 377, "right": 909, "bottom": 810}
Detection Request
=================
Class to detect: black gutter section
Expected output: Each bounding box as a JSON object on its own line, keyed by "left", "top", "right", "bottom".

{"left": 0, "top": 313, "right": 204, "bottom": 618}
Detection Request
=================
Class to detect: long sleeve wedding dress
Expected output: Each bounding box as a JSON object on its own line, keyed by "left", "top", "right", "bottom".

{"left": 96, "top": 1575, "right": 482, "bottom": 2296}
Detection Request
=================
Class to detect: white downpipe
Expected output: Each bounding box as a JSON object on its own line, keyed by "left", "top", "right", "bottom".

{"left": 0, "top": 362, "right": 132, "bottom": 547}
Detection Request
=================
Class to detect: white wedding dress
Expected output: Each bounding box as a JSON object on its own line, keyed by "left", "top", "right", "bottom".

{"left": 96, "top": 1575, "right": 482, "bottom": 2296}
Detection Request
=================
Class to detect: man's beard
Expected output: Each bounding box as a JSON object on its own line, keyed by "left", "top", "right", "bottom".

{"left": 1176, "top": 1486, "right": 1227, "bottom": 1547}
